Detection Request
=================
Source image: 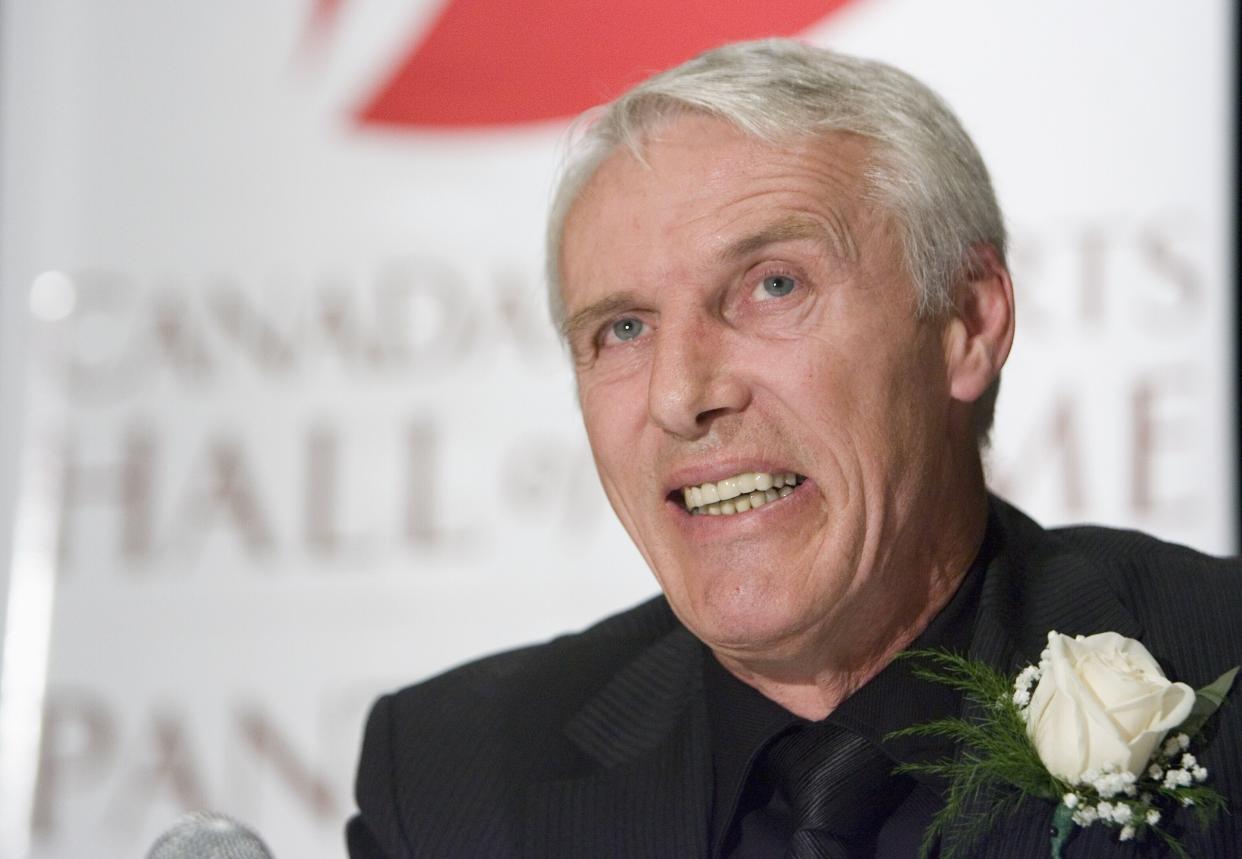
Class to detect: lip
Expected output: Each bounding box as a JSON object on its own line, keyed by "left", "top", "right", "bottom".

{"left": 663, "top": 459, "right": 803, "bottom": 495}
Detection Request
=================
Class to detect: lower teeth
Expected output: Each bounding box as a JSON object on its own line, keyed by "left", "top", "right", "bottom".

{"left": 690, "top": 479, "right": 800, "bottom": 516}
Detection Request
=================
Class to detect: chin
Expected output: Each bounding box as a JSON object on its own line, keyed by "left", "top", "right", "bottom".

{"left": 677, "top": 577, "right": 809, "bottom": 655}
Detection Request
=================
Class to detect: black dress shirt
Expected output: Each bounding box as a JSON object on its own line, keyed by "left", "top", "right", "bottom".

{"left": 704, "top": 524, "right": 996, "bottom": 857}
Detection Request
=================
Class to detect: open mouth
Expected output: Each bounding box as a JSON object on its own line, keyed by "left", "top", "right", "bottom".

{"left": 675, "top": 470, "right": 806, "bottom": 517}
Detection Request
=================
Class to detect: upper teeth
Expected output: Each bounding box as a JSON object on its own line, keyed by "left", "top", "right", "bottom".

{"left": 682, "top": 471, "right": 802, "bottom": 515}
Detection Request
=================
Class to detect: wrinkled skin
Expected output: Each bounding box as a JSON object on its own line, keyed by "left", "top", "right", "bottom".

{"left": 559, "top": 115, "right": 1012, "bottom": 716}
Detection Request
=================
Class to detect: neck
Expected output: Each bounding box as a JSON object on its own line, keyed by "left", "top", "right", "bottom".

{"left": 713, "top": 476, "right": 990, "bottom": 721}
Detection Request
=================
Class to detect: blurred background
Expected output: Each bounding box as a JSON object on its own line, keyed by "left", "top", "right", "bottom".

{"left": 0, "top": 1, "right": 1235, "bottom": 856}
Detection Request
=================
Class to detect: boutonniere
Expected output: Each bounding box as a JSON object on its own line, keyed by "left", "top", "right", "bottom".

{"left": 889, "top": 632, "right": 1238, "bottom": 858}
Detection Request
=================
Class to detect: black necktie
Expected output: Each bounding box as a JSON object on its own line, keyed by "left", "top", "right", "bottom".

{"left": 759, "top": 723, "right": 914, "bottom": 859}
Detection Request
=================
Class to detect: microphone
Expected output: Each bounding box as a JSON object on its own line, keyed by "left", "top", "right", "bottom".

{"left": 146, "top": 811, "right": 273, "bottom": 858}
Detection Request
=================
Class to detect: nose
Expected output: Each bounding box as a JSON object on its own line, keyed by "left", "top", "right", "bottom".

{"left": 647, "top": 319, "right": 750, "bottom": 440}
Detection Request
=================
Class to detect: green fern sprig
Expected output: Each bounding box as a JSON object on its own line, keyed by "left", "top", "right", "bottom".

{"left": 889, "top": 650, "right": 1059, "bottom": 857}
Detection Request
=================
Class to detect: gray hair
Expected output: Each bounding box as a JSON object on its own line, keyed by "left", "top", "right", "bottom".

{"left": 546, "top": 38, "right": 1006, "bottom": 441}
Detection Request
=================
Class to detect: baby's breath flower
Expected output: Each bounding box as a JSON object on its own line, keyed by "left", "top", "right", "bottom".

{"left": 1119, "top": 824, "right": 1136, "bottom": 842}
{"left": 1164, "top": 768, "right": 1193, "bottom": 790}
{"left": 1062, "top": 793, "right": 1079, "bottom": 809}
{"left": 1072, "top": 806, "right": 1099, "bottom": 827}
{"left": 1091, "top": 768, "right": 1138, "bottom": 799}
{"left": 1193, "top": 766, "right": 1208, "bottom": 782}
{"left": 1148, "top": 764, "right": 1163, "bottom": 780}
{"left": 1181, "top": 753, "right": 1197, "bottom": 768}
{"left": 1146, "top": 809, "right": 1161, "bottom": 826}
{"left": 1014, "top": 664, "right": 1041, "bottom": 695}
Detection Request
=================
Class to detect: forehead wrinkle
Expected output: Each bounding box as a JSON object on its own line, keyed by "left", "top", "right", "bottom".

{"left": 718, "top": 212, "right": 858, "bottom": 267}
{"left": 693, "top": 145, "right": 865, "bottom": 268}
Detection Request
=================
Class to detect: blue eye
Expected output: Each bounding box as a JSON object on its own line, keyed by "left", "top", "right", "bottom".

{"left": 762, "top": 275, "right": 796, "bottom": 297}
{"left": 611, "top": 317, "right": 644, "bottom": 341}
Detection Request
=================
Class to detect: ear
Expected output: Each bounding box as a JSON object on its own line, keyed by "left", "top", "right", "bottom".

{"left": 943, "top": 244, "right": 1015, "bottom": 404}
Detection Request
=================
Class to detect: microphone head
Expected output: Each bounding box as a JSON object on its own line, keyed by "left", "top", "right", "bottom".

{"left": 146, "top": 811, "right": 272, "bottom": 859}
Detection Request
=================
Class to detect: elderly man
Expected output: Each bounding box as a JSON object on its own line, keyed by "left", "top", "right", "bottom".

{"left": 348, "top": 40, "right": 1241, "bottom": 857}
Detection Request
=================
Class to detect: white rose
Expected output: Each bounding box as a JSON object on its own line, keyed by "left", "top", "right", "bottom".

{"left": 1025, "top": 631, "right": 1195, "bottom": 783}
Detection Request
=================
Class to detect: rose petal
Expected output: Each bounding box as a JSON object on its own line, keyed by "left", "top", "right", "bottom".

{"left": 1025, "top": 632, "right": 1191, "bottom": 782}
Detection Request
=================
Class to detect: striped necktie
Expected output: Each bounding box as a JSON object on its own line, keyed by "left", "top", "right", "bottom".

{"left": 759, "top": 722, "right": 914, "bottom": 858}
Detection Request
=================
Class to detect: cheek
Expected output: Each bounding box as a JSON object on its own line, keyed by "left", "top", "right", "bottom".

{"left": 579, "top": 376, "right": 650, "bottom": 481}
{"left": 759, "top": 332, "right": 945, "bottom": 480}
{"left": 581, "top": 406, "right": 623, "bottom": 476}
{"left": 762, "top": 335, "right": 873, "bottom": 439}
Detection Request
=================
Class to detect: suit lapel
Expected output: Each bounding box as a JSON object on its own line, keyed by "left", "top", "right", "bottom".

{"left": 970, "top": 498, "right": 1143, "bottom": 674}
{"left": 523, "top": 625, "right": 712, "bottom": 858}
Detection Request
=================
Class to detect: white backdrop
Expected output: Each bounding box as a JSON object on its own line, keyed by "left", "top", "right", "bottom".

{"left": 0, "top": 1, "right": 1233, "bottom": 857}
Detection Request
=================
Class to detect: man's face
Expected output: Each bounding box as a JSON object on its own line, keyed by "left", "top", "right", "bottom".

{"left": 560, "top": 115, "right": 966, "bottom": 665}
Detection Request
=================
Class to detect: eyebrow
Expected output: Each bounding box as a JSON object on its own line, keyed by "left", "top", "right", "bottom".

{"left": 719, "top": 213, "right": 858, "bottom": 264}
{"left": 559, "top": 214, "right": 857, "bottom": 345}
{"left": 561, "top": 292, "right": 641, "bottom": 347}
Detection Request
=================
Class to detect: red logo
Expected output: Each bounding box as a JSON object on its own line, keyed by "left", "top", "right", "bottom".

{"left": 354, "top": 0, "right": 857, "bottom": 128}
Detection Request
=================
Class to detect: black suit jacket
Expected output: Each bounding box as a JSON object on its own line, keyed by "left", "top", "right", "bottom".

{"left": 348, "top": 500, "right": 1242, "bottom": 857}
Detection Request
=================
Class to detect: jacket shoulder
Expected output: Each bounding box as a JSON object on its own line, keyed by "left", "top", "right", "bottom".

{"left": 987, "top": 498, "right": 1240, "bottom": 676}
{"left": 387, "top": 593, "right": 678, "bottom": 722}
{"left": 1038, "top": 521, "right": 1241, "bottom": 676}
{"left": 349, "top": 595, "right": 678, "bottom": 857}
{"left": 993, "top": 496, "right": 1240, "bottom": 613}
{"left": 1046, "top": 522, "right": 1241, "bottom": 609}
